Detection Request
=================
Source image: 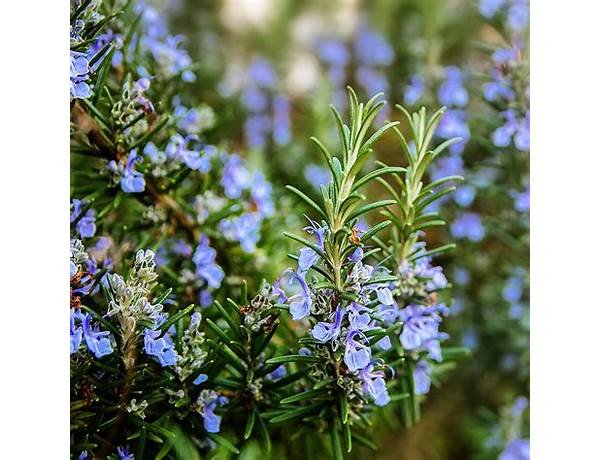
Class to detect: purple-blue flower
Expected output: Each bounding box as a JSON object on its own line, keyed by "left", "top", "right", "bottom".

{"left": 436, "top": 109, "right": 470, "bottom": 155}
{"left": 275, "top": 269, "right": 313, "bottom": 320}
{"left": 144, "top": 328, "right": 178, "bottom": 367}
{"left": 499, "top": 439, "right": 530, "bottom": 460}
{"left": 198, "top": 391, "right": 229, "bottom": 433}
{"left": 479, "top": 0, "right": 506, "bottom": 18}
{"left": 193, "top": 373, "right": 208, "bottom": 385}
{"left": 316, "top": 39, "right": 350, "bottom": 68}
{"left": 117, "top": 445, "right": 134, "bottom": 460}
{"left": 70, "top": 309, "right": 84, "bottom": 354}
{"left": 344, "top": 330, "right": 371, "bottom": 372}
{"left": 193, "top": 235, "right": 225, "bottom": 289}
{"left": 221, "top": 154, "right": 250, "bottom": 199}
{"left": 82, "top": 314, "right": 113, "bottom": 358}
{"left": 359, "top": 363, "right": 390, "bottom": 406}
{"left": 437, "top": 66, "right": 468, "bottom": 107}
{"left": 71, "top": 199, "right": 97, "bottom": 239}
{"left": 413, "top": 360, "right": 431, "bottom": 395}
{"left": 404, "top": 74, "right": 424, "bottom": 106}
{"left": 297, "top": 220, "right": 326, "bottom": 274}
{"left": 355, "top": 29, "right": 393, "bottom": 66}
{"left": 219, "top": 213, "right": 262, "bottom": 253}
{"left": 312, "top": 307, "right": 343, "bottom": 342}
{"left": 249, "top": 58, "right": 277, "bottom": 88}
{"left": 398, "top": 304, "right": 442, "bottom": 350}
{"left": 70, "top": 51, "right": 92, "bottom": 99}
{"left": 451, "top": 212, "right": 485, "bottom": 242}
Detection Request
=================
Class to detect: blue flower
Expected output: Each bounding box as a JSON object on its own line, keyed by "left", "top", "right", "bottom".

{"left": 344, "top": 330, "right": 371, "bottom": 372}
{"left": 512, "top": 185, "right": 530, "bottom": 212}
{"left": 398, "top": 304, "right": 442, "bottom": 350}
{"left": 198, "top": 391, "right": 229, "bottom": 433}
{"left": 166, "top": 134, "right": 212, "bottom": 172}
{"left": 108, "top": 151, "right": 146, "bottom": 193}
{"left": 503, "top": 273, "right": 524, "bottom": 303}
{"left": 359, "top": 363, "right": 390, "bottom": 406}
{"left": 251, "top": 172, "right": 274, "bottom": 219}
{"left": 71, "top": 199, "right": 97, "bottom": 239}
{"left": 316, "top": 39, "right": 350, "bottom": 68}
{"left": 479, "top": 0, "right": 506, "bottom": 18}
{"left": 355, "top": 29, "right": 393, "bottom": 66}
{"left": 436, "top": 109, "right": 470, "bottom": 154}
{"left": 249, "top": 58, "right": 277, "bottom": 88}
{"left": 193, "top": 373, "right": 208, "bottom": 385}
{"left": 297, "top": 220, "right": 326, "bottom": 273}
{"left": 275, "top": 269, "right": 313, "bottom": 320}
{"left": 82, "top": 314, "right": 113, "bottom": 358}
{"left": 273, "top": 95, "right": 291, "bottom": 145}
{"left": 241, "top": 87, "right": 268, "bottom": 112}
{"left": 221, "top": 154, "right": 250, "bottom": 199}
{"left": 493, "top": 110, "right": 529, "bottom": 150}
{"left": 499, "top": 439, "right": 530, "bottom": 460}
{"left": 437, "top": 67, "right": 468, "bottom": 107}
{"left": 70, "top": 51, "right": 92, "bottom": 99}
{"left": 451, "top": 212, "right": 485, "bottom": 242}
{"left": 413, "top": 360, "right": 431, "bottom": 395}
{"left": 312, "top": 307, "right": 344, "bottom": 342}
{"left": 266, "top": 365, "right": 287, "bottom": 381}
{"left": 507, "top": 0, "right": 529, "bottom": 31}
{"left": 117, "top": 445, "right": 134, "bottom": 460}
{"left": 70, "top": 309, "right": 83, "bottom": 354}
{"left": 454, "top": 184, "right": 476, "bottom": 207}
{"left": 219, "top": 213, "right": 262, "bottom": 253}
{"left": 193, "top": 235, "right": 225, "bottom": 289}
{"left": 404, "top": 74, "right": 424, "bottom": 106}
{"left": 144, "top": 328, "right": 177, "bottom": 367}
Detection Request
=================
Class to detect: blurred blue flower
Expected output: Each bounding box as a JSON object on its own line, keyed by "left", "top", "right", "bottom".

{"left": 404, "top": 74, "right": 424, "bottom": 106}
{"left": 479, "top": 0, "right": 506, "bottom": 18}
{"left": 249, "top": 58, "right": 277, "bottom": 88}
{"left": 273, "top": 95, "right": 291, "bottom": 145}
{"left": 221, "top": 154, "right": 250, "bottom": 199}
{"left": 398, "top": 304, "right": 443, "bottom": 350}
{"left": 512, "top": 185, "right": 530, "bottom": 212}
{"left": 499, "top": 439, "right": 530, "bottom": 460}
{"left": 193, "top": 235, "right": 225, "bottom": 289}
{"left": 454, "top": 184, "right": 476, "bottom": 207}
{"left": 508, "top": 0, "right": 529, "bottom": 31}
{"left": 297, "top": 220, "right": 326, "bottom": 274}
{"left": 451, "top": 212, "right": 485, "bottom": 242}
{"left": 316, "top": 39, "right": 350, "bottom": 67}
{"left": 438, "top": 66, "right": 468, "bottom": 107}
{"left": 193, "top": 373, "right": 208, "bottom": 385}
{"left": 436, "top": 109, "right": 470, "bottom": 154}
{"left": 266, "top": 365, "right": 287, "bottom": 381}
{"left": 304, "top": 164, "right": 332, "bottom": 190}
{"left": 413, "top": 360, "right": 431, "bottom": 395}
{"left": 355, "top": 29, "right": 393, "bottom": 66}
{"left": 219, "top": 213, "right": 262, "bottom": 253}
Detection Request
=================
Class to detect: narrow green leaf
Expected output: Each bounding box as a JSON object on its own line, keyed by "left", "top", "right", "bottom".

{"left": 347, "top": 199, "right": 395, "bottom": 221}
{"left": 269, "top": 403, "right": 326, "bottom": 424}
{"left": 285, "top": 185, "right": 327, "bottom": 220}
{"left": 338, "top": 393, "right": 349, "bottom": 424}
{"left": 244, "top": 408, "right": 257, "bottom": 439}
{"left": 280, "top": 389, "right": 330, "bottom": 405}
{"left": 352, "top": 166, "right": 406, "bottom": 193}
{"left": 330, "top": 419, "right": 344, "bottom": 460}
{"left": 257, "top": 413, "right": 272, "bottom": 453}
{"left": 266, "top": 354, "right": 321, "bottom": 365}
{"left": 206, "top": 433, "right": 240, "bottom": 454}
{"left": 159, "top": 304, "right": 195, "bottom": 336}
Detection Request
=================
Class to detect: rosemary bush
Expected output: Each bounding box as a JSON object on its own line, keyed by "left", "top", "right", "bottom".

{"left": 71, "top": 1, "right": 530, "bottom": 459}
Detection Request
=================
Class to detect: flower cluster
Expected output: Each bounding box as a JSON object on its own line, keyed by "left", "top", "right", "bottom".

{"left": 240, "top": 57, "right": 291, "bottom": 149}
